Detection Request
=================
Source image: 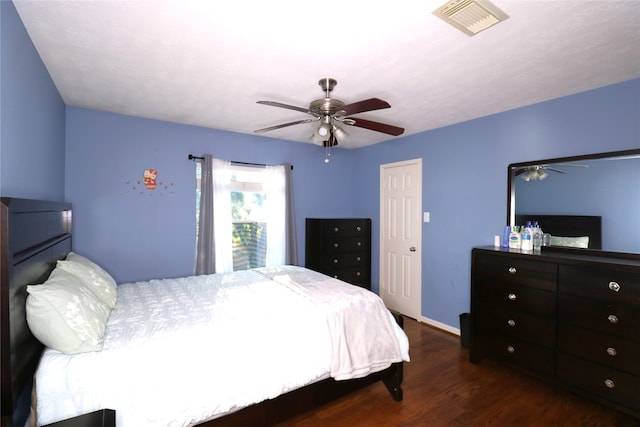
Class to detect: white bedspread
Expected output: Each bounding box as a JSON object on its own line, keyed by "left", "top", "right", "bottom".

{"left": 35, "top": 266, "right": 409, "bottom": 427}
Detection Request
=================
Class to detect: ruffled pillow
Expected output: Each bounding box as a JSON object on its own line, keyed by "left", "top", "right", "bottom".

{"left": 57, "top": 252, "right": 117, "bottom": 308}
{"left": 26, "top": 268, "right": 111, "bottom": 354}
{"left": 550, "top": 235, "right": 589, "bottom": 249}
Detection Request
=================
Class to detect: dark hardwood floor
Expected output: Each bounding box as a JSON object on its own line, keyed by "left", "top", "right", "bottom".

{"left": 275, "top": 317, "right": 638, "bottom": 426}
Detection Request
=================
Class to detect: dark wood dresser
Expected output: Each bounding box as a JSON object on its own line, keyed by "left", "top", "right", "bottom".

{"left": 470, "top": 246, "right": 640, "bottom": 418}
{"left": 305, "top": 218, "right": 371, "bottom": 289}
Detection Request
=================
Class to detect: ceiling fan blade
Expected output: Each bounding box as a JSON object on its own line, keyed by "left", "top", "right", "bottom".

{"left": 254, "top": 118, "right": 316, "bottom": 133}
{"left": 256, "top": 100, "right": 311, "bottom": 114}
{"left": 337, "top": 98, "right": 391, "bottom": 116}
{"left": 346, "top": 117, "right": 405, "bottom": 136}
{"left": 552, "top": 163, "right": 588, "bottom": 168}
{"left": 546, "top": 167, "right": 567, "bottom": 174}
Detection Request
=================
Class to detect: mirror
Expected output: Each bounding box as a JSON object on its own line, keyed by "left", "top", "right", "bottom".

{"left": 508, "top": 148, "right": 640, "bottom": 256}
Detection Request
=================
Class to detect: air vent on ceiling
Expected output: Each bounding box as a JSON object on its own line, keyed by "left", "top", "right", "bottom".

{"left": 433, "top": 0, "right": 509, "bottom": 36}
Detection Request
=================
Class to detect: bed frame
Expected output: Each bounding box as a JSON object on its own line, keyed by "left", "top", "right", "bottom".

{"left": 1, "top": 198, "right": 403, "bottom": 427}
{"left": 1, "top": 198, "right": 72, "bottom": 427}
{"left": 515, "top": 214, "right": 602, "bottom": 249}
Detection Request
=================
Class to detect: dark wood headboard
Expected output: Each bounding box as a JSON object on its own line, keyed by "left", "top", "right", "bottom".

{"left": 1, "top": 198, "right": 72, "bottom": 427}
{"left": 515, "top": 214, "right": 602, "bottom": 249}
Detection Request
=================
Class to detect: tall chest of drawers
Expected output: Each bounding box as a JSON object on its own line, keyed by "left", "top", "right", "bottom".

{"left": 305, "top": 218, "right": 371, "bottom": 289}
{"left": 470, "top": 247, "right": 640, "bottom": 418}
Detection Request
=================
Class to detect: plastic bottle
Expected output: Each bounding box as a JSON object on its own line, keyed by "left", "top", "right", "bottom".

{"left": 502, "top": 225, "right": 511, "bottom": 248}
{"left": 532, "top": 221, "right": 543, "bottom": 250}
{"left": 521, "top": 224, "right": 533, "bottom": 251}
{"left": 508, "top": 226, "right": 521, "bottom": 249}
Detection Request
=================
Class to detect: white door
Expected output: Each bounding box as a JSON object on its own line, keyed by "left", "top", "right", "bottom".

{"left": 380, "top": 159, "right": 422, "bottom": 319}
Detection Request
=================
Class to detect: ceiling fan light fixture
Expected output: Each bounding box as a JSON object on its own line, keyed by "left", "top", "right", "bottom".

{"left": 433, "top": 0, "right": 509, "bottom": 36}
{"left": 332, "top": 125, "right": 348, "bottom": 140}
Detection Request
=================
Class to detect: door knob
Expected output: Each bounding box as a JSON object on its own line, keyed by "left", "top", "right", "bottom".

{"left": 410, "top": 247, "right": 416, "bottom": 252}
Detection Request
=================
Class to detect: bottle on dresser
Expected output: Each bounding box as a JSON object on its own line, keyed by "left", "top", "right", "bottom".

{"left": 521, "top": 222, "right": 533, "bottom": 251}
{"left": 508, "top": 226, "right": 522, "bottom": 249}
{"left": 532, "top": 221, "right": 543, "bottom": 250}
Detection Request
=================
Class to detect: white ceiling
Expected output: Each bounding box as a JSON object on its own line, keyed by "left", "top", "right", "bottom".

{"left": 13, "top": 0, "right": 640, "bottom": 149}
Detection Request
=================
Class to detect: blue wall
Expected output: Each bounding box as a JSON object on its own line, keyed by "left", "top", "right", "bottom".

{"left": 2, "top": 0, "right": 639, "bottom": 328}
{"left": 0, "top": 1, "right": 66, "bottom": 200}
{"left": 65, "top": 107, "right": 358, "bottom": 282}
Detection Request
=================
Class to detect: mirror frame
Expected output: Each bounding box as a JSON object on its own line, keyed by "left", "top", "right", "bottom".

{"left": 507, "top": 148, "right": 640, "bottom": 260}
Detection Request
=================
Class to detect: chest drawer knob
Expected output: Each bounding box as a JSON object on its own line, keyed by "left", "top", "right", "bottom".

{"left": 333, "top": 243, "right": 339, "bottom": 248}
{"left": 506, "top": 345, "right": 515, "bottom": 354}
{"left": 507, "top": 319, "right": 516, "bottom": 327}
{"left": 607, "top": 314, "right": 619, "bottom": 324}
{"left": 357, "top": 241, "right": 362, "bottom": 246}
{"left": 333, "top": 259, "right": 339, "bottom": 264}
{"left": 508, "top": 293, "right": 517, "bottom": 301}
{"left": 356, "top": 226, "right": 362, "bottom": 232}
{"left": 604, "top": 379, "right": 615, "bottom": 389}
{"left": 608, "top": 281, "right": 620, "bottom": 292}
{"left": 606, "top": 347, "right": 617, "bottom": 357}
{"left": 333, "top": 227, "right": 340, "bottom": 232}
{"left": 508, "top": 267, "right": 517, "bottom": 274}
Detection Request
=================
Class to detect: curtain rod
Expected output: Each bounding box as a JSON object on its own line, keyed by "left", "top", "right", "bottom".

{"left": 188, "top": 154, "right": 293, "bottom": 170}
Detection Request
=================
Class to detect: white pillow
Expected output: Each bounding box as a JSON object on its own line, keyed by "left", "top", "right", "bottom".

{"left": 26, "top": 268, "right": 111, "bottom": 354}
{"left": 550, "top": 235, "right": 590, "bottom": 249}
{"left": 57, "top": 252, "right": 117, "bottom": 308}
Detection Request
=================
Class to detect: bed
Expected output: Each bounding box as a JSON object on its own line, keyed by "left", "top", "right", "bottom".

{"left": 1, "top": 198, "right": 409, "bottom": 427}
{"left": 514, "top": 214, "right": 602, "bottom": 249}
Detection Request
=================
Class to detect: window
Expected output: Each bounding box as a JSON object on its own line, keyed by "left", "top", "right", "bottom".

{"left": 196, "top": 162, "right": 281, "bottom": 271}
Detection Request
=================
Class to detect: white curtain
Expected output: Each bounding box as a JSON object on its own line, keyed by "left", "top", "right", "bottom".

{"left": 196, "top": 156, "right": 233, "bottom": 274}
{"left": 264, "top": 165, "right": 286, "bottom": 266}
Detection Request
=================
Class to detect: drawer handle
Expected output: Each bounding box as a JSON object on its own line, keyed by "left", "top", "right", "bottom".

{"left": 604, "top": 379, "right": 615, "bottom": 389}
{"left": 334, "top": 243, "right": 339, "bottom": 248}
{"left": 334, "top": 227, "right": 340, "bottom": 232}
{"left": 357, "top": 241, "right": 362, "bottom": 246}
{"left": 356, "top": 226, "right": 362, "bottom": 232}
{"left": 508, "top": 267, "right": 517, "bottom": 274}
{"left": 607, "top": 314, "right": 619, "bottom": 324}
{"left": 507, "top": 319, "right": 516, "bottom": 327}
{"left": 606, "top": 347, "right": 617, "bottom": 357}
{"left": 356, "top": 271, "right": 361, "bottom": 276}
{"left": 356, "top": 256, "right": 361, "bottom": 261}
{"left": 508, "top": 293, "right": 517, "bottom": 301}
{"left": 608, "top": 281, "right": 620, "bottom": 292}
{"left": 333, "top": 259, "right": 339, "bottom": 264}
{"left": 506, "top": 345, "right": 515, "bottom": 354}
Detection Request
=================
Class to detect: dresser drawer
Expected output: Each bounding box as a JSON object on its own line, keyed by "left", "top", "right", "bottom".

{"left": 474, "top": 253, "right": 557, "bottom": 291}
{"left": 474, "top": 329, "right": 555, "bottom": 376}
{"left": 474, "top": 281, "right": 556, "bottom": 318}
{"left": 321, "top": 219, "right": 370, "bottom": 238}
{"left": 558, "top": 293, "right": 639, "bottom": 340}
{"left": 558, "top": 323, "right": 640, "bottom": 375}
{"left": 321, "top": 252, "right": 368, "bottom": 268}
{"left": 559, "top": 264, "right": 640, "bottom": 304}
{"left": 321, "top": 267, "right": 370, "bottom": 287}
{"left": 475, "top": 301, "right": 555, "bottom": 347}
{"left": 322, "top": 237, "right": 369, "bottom": 254}
{"left": 557, "top": 353, "right": 640, "bottom": 413}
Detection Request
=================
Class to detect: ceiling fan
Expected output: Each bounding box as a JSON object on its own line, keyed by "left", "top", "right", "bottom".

{"left": 254, "top": 78, "right": 404, "bottom": 149}
{"left": 515, "top": 163, "right": 588, "bottom": 181}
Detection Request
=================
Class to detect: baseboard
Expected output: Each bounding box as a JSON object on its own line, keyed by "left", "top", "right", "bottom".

{"left": 418, "top": 316, "right": 460, "bottom": 336}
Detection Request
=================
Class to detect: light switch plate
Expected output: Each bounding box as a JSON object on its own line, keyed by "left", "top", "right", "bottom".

{"left": 424, "top": 212, "right": 430, "bottom": 223}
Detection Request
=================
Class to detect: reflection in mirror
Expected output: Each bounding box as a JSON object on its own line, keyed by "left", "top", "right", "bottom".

{"left": 508, "top": 149, "right": 640, "bottom": 255}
